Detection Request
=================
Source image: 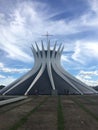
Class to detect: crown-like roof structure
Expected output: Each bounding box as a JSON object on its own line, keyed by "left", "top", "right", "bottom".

{"left": 0, "top": 41, "right": 97, "bottom": 95}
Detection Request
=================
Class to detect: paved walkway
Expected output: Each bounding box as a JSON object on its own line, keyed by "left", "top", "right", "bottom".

{"left": 0, "top": 95, "right": 98, "bottom": 130}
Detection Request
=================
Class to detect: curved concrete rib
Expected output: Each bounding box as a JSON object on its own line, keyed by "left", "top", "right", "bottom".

{"left": 51, "top": 57, "right": 83, "bottom": 94}
{"left": 46, "top": 41, "right": 55, "bottom": 90}
{"left": 24, "top": 63, "right": 45, "bottom": 95}
{"left": 41, "top": 40, "right": 45, "bottom": 58}
{"left": 25, "top": 42, "right": 46, "bottom": 95}
{"left": 50, "top": 44, "right": 83, "bottom": 94}
{"left": 52, "top": 41, "right": 57, "bottom": 58}
{"left": 35, "top": 42, "right": 41, "bottom": 58}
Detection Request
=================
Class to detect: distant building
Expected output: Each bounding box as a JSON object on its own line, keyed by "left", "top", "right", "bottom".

{"left": 0, "top": 41, "right": 97, "bottom": 95}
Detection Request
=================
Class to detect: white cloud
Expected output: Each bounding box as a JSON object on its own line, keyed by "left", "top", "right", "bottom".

{"left": 0, "top": 62, "right": 4, "bottom": 68}
{"left": 0, "top": 63, "right": 30, "bottom": 73}
{"left": 88, "top": 0, "right": 98, "bottom": 14}
{"left": 76, "top": 75, "right": 98, "bottom": 86}
{"left": 76, "top": 70, "right": 98, "bottom": 86}
{"left": 0, "top": 62, "right": 30, "bottom": 86}
{"left": 61, "top": 55, "right": 70, "bottom": 62}
{"left": 71, "top": 41, "right": 98, "bottom": 64}
{"left": 0, "top": 74, "right": 6, "bottom": 78}
{"left": 0, "top": 67, "right": 30, "bottom": 73}
{"left": 78, "top": 0, "right": 98, "bottom": 27}
{"left": 0, "top": 76, "right": 16, "bottom": 86}
{"left": 0, "top": 13, "right": 6, "bottom": 24}
{"left": 72, "top": 42, "right": 85, "bottom": 64}
{"left": 0, "top": 27, "right": 33, "bottom": 62}
{"left": 79, "top": 70, "right": 98, "bottom": 76}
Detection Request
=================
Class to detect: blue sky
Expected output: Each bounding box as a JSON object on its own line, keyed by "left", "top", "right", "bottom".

{"left": 0, "top": 0, "right": 98, "bottom": 86}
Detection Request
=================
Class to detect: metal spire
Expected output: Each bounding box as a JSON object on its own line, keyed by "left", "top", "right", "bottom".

{"left": 42, "top": 32, "right": 53, "bottom": 43}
